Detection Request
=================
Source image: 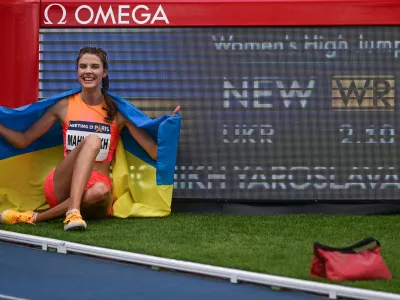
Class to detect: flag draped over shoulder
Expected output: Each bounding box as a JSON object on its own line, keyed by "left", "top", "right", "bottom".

{"left": 0, "top": 88, "right": 181, "bottom": 218}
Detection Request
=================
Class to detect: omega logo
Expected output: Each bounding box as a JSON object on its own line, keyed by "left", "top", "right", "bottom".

{"left": 43, "top": 3, "right": 169, "bottom": 25}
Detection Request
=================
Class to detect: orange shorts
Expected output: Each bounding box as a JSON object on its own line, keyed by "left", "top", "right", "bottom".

{"left": 43, "top": 169, "right": 112, "bottom": 208}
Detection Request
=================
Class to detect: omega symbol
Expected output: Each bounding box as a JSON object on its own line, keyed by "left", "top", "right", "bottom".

{"left": 44, "top": 3, "right": 67, "bottom": 25}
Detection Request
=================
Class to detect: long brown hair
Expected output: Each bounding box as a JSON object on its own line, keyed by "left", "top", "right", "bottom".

{"left": 76, "top": 47, "right": 117, "bottom": 122}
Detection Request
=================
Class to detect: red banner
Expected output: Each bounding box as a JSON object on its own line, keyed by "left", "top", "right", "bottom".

{"left": 41, "top": 0, "right": 400, "bottom": 27}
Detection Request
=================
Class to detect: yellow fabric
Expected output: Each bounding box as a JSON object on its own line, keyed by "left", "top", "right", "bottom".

{"left": 0, "top": 140, "right": 172, "bottom": 218}
{"left": 111, "top": 139, "right": 172, "bottom": 218}
{"left": 0, "top": 146, "right": 61, "bottom": 213}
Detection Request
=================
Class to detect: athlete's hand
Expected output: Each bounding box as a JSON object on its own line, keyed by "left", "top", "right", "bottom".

{"left": 171, "top": 106, "right": 180, "bottom": 116}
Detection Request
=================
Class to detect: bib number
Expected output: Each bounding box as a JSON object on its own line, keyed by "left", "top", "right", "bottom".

{"left": 66, "top": 121, "right": 111, "bottom": 161}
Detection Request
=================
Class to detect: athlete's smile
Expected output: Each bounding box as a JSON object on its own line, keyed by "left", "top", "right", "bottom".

{"left": 77, "top": 54, "right": 107, "bottom": 88}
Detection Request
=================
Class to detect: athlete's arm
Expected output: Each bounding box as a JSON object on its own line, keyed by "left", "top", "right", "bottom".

{"left": 0, "top": 99, "right": 67, "bottom": 148}
{"left": 117, "top": 112, "right": 158, "bottom": 160}
{"left": 116, "top": 106, "right": 180, "bottom": 160}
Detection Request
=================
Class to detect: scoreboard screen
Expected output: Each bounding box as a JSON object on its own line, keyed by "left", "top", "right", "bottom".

{"left": 40, "top": 26, "right": 400, "bottom": 201}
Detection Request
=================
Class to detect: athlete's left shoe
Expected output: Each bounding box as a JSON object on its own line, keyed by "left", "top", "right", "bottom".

{"left": 0, "top": 210, "right": 36, "bottom": 225}
{"left": 63, "top": 210, "right": 87, "bottom": 231}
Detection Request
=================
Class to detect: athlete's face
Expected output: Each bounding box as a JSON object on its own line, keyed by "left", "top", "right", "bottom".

{"left": 77, "top": 54, "right": 107, "bottom": 90}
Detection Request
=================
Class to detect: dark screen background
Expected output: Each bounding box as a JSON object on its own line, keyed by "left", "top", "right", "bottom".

{"left": 40, "top": 27, "right": 400, "bottom": 201}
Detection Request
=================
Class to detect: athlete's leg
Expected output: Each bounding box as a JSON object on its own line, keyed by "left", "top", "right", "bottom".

{"left": 67, "top": 135, "right": 102, "bottom": 212}
{"left": 50, "top": 134, "right": 102, "bottom": 230}
{"left": 36, "top": 182, "right": 111, "bottom": 222}
{"left": 0, "top": 154, "right": 112, "bottom": 226}
{"left": 0, "top": 183, "right": 111, "bottom": 225}
{"left": 50, "top": 135, "right": 96, "bottom": 202}
{"left": 52, "top": 134, "right": 101, "bottom": 210}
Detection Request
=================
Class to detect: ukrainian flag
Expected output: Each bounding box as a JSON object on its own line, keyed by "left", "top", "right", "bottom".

{"left": 0, "top": 88, "right": 181, "bottom": 218}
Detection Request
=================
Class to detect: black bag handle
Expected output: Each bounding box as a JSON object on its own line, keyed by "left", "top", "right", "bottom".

{"left": 314, "top": 237, "right": 380, "bottom": 253}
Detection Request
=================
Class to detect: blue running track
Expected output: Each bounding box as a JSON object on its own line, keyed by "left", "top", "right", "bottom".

{"left": 0, "top": 241, "right": 323, "bottom": 300}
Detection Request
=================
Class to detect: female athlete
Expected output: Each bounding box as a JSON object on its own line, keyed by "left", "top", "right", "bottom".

{"left": 0, "top": 47, "right": 180, "bottom": 231}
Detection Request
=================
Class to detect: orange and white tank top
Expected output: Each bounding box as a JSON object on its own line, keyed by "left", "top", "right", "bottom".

{"left": 62, "top": 93, "right": 120, "bottom": 162}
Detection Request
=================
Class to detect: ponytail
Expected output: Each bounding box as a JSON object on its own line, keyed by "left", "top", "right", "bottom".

{"left": 101, "top": 75, "right": 117, "bottom": 123}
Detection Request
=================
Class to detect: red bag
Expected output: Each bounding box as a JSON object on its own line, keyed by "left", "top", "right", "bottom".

{"left": 310, "top": 237, "right": 392, "bottom": 281}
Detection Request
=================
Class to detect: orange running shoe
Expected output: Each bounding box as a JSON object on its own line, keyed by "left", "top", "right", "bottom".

{"left": 0, "top": 210, "right": 36, "bottom": 225}
{"left": 63, "top": 210, "right": 87, "bottom": 231}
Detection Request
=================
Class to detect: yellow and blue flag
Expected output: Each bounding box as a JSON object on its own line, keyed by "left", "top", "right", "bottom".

{"left": 0, "top": 88, "right": 181, "bottom": 218}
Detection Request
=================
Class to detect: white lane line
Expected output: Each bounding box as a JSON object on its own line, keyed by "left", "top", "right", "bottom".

{"left": 0, "top": 294, "right": 29, "bottom": 300}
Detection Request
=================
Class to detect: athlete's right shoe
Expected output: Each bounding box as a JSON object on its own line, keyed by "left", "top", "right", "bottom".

{"left": 0, "top": 210, "right": 36, "bottom": 225}
{"left": 63, "top": 210, "right": 87, "bottom": 231}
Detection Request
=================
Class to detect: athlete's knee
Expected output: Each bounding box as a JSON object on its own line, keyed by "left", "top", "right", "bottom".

{"left": 83, "top": 182, "right": 110, "bottom": 205}
{"left": 81, "top": 182, "right": 111, "bottom": 219}
{"left": 92, "top": 182, "right": 110, "bottom": 200}
{"left": 83, "top": 134, "right": 102, "bottom": 151}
